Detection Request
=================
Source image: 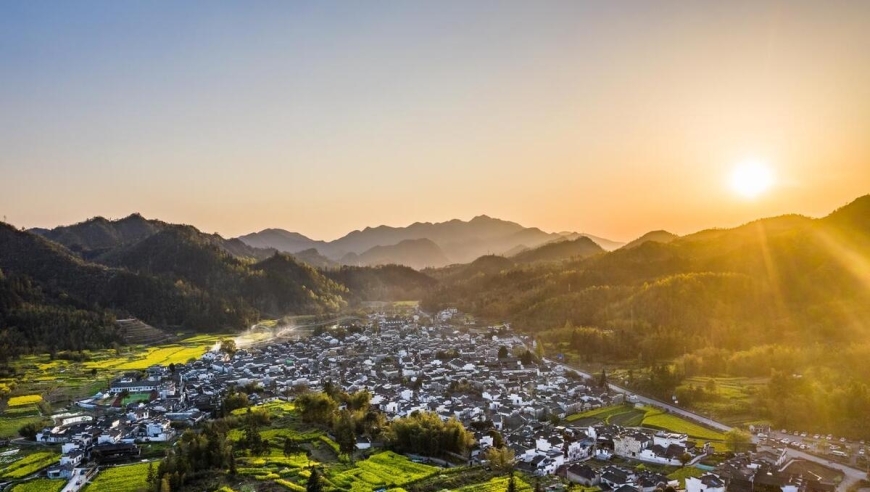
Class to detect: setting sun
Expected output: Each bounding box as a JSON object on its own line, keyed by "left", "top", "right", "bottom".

{"left": 730, "top": 160, "right": 775, "bottom": 199}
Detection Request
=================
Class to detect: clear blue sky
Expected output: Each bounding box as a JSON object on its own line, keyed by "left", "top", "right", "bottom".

{"left": 2, "top": 1, "right": 869, "bottom": 240}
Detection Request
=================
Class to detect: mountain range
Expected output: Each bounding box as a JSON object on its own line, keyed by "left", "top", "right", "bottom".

{"left": 2, "top": 195, "right": 869, "bottom": 368}
{"left": 238, "top": 215, "right": 624, "bottom": 268}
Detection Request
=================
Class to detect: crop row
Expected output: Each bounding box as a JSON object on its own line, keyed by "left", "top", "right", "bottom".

{"left": 1, "top": 452, "right": 60, "bottom": 479}
{"left": 83, "top": 461, "right": 152, "bottom": 492}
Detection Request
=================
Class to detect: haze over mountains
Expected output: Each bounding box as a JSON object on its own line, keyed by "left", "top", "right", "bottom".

{"left": 2, "top": 194, "right": 869, "bottom": 373}
{"left": 238, "top": 215, "right": 624, "bottom": 268}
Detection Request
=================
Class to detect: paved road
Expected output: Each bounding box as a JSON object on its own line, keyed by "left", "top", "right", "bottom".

{"left": 546, "top": 356, "right": 868, "bottom": 490}
{"left": 546, "top": 357, "right": 732, "bottom": 431}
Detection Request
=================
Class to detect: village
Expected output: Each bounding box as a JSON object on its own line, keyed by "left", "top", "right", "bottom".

{"left": 25, "top": 309, "right": 840, "bottom": 492}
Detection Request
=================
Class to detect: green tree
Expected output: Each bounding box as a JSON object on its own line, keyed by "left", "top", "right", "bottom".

{"left": 724, "top": 428, "right": 752, "bottom": 453}
{"left": 307, "top": 467, "right": 323, "bottom": 492}
{"left": 679, "top": 452, "right": 692, "bottom": 467}
{"left": 485, "top": 446, "right": 515, "bottom": 473}
{"left": 219, "top": 339, "right": 237, "bottom": 357}
{"left": 507, "top": 470, "right": 518, "bottom": 492}
{"left": 284, "top": 437, "right": 299, "bottom": 457}
{"left": 146, "top": 461, "right": 155, "bottom": 487}
{"left": 334, "top": 409, "right": 357, "bottom": 462}
{"left": 498, "top": 346, "right": 509, "bottom": 359}
{"left": 18, "top": 421, "right": 41, "bottom": 440}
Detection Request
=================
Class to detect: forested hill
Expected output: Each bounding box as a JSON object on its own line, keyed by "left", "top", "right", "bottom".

{"left": 32, "top": 213, "right": 277, "bottom": 261}
{"left": 420, "top": 195, "right": 870, "bottom": 435}
{"left": 0, "top": 220, "right": 435, "bottom": 359}
{"left": 421, "top": 195, "right": 870, "bottom": 360}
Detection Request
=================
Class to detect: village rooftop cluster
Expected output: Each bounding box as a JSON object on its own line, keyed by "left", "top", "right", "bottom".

{"left": 31, "top": 309, "right": 838, "bottom": 492}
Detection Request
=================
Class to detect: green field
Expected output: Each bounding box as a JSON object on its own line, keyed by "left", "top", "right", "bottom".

{"left": 0, "top": 452, "right": 60, "bottom": 479}
{"left": 565, "top": 404, "right": 727, "bottom": 443}
{"left": 9, "top": 478, "right": 65, "bottom": 492}
{"left": 667, "top": 466, "right": 705, "bottom": 487}
{"left": 677, "top": 377, "right": 768, "bottom": 426}
{"left": 83, "top": 462, "right": 152, "bottom": 492}
{"left": 641, "top": 409, "right": 726, "bottom": 441}
{"left": 565, "top": 405, "right": 630, "bottom": 422}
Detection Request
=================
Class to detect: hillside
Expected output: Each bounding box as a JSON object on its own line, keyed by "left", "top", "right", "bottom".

{"left": 0, "top": 219, "right": 439, "bottom": 358}
{"left": 34, "top": 214, "right": 276, "bottom": 261}
{"left": 324, "top": 265, "right": 437, "bottom": 302}
{"left": 511, "top": 236, "right": 604, "bottom": 264}
{"left": 622, "top": 230, "right": 679, "bottom": 249}
{"left": 343, "top": 238, "right": 451, "bottom": 269}
{"left": 0, "top": 221, "right": 253, "bottom": 356}
{"left": 421, "top": 195, "right": 870, "bottom": 436}
{"left": 237, "top": 228, "right": 328, "bottom": 254}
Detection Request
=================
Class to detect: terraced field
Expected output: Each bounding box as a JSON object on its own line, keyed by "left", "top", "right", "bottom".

{"left": 677, "top": 376, "right": 769, "bottom": 427}
{"left": 329, "top": 452, "right": 439, "bottom": 490}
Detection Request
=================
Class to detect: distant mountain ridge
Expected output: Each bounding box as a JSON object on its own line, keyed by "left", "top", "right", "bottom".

{"left": 34, "top": 213, "right": 277, "bottom": 261}
{"left": 239, "top": 215, "right": 624, "bottom": 268}
{"left": 341, "top": 238, "right": 450, "bottom": 270}
{"left": 622, "top": 230, "right": 679, "bottom": 249}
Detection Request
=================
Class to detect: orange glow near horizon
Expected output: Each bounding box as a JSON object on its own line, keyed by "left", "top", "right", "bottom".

{"left": 1, "top": 2, "right": 869, "bottom": 242}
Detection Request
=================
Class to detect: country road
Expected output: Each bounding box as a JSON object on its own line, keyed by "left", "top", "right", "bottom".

{"left": 544, "top": 356, "right": 732, "bottom": 432}
{"left": 545, "top": 355, "right": 868, "bottom": 490}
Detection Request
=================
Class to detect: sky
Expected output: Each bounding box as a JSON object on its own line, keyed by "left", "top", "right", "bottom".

{"left": 2, "top": 1, "right": 869, "bottom": 242}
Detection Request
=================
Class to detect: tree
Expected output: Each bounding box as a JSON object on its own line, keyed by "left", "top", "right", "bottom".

{"left": 724, "top": 428, "right": 752, "bottom": 453}
{"left": 219, "top": 339, "right": 237, "bottom": 357}
{"left": 679, "top": 452, "right": 692, "bottom": 467}
{"left": 507, "top": 470, "right": 518, "bottom": 492}
{"left": 485, "top": 446, "right": 516, "bottom": 473}
{"left": 488, "top": 430, "right": 505, "bottom": 449}
{"left": 334, "top": 409, "right": 357, "bottom": 462}
{"left": 535, "top": 480, "right": 544, "bottom": 492}
{"left": 599, "top": 369, "right": 608, "bottom": 389}
{"left": 498, "top": 346, "right": 509, "bottom": 359}
{"left": 18, "top": 422, "right": 41, "bottom": 440}
{"left": 146, "top": 461, "right": 155, "bottom": 487}
{"left": 704, "top": 378, "right": 716, "bottom": 393}
{"left": 284, "top": 437, "right": 299, "bottom": 457}
{"left": 307, "top": 467, "right": 323, "bottom": 492}
{"left": 520, "top": 350, "right": 533, "bottom": 365}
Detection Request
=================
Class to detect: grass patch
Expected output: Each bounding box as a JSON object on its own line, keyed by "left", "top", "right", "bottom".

{"left": 642, "top": 411, "right": 725, "bottom": 441}
{"left": 0, "top": 416, "right": 48, "bottom": 438}
{"left": 83, "top": 461, "right": 152, "bottom": 492}
{"left": 566, "top": 405, "right": 630, "bottom": 422}
{"left": 667, "top": 466, "right": 705, "bottom": 487}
